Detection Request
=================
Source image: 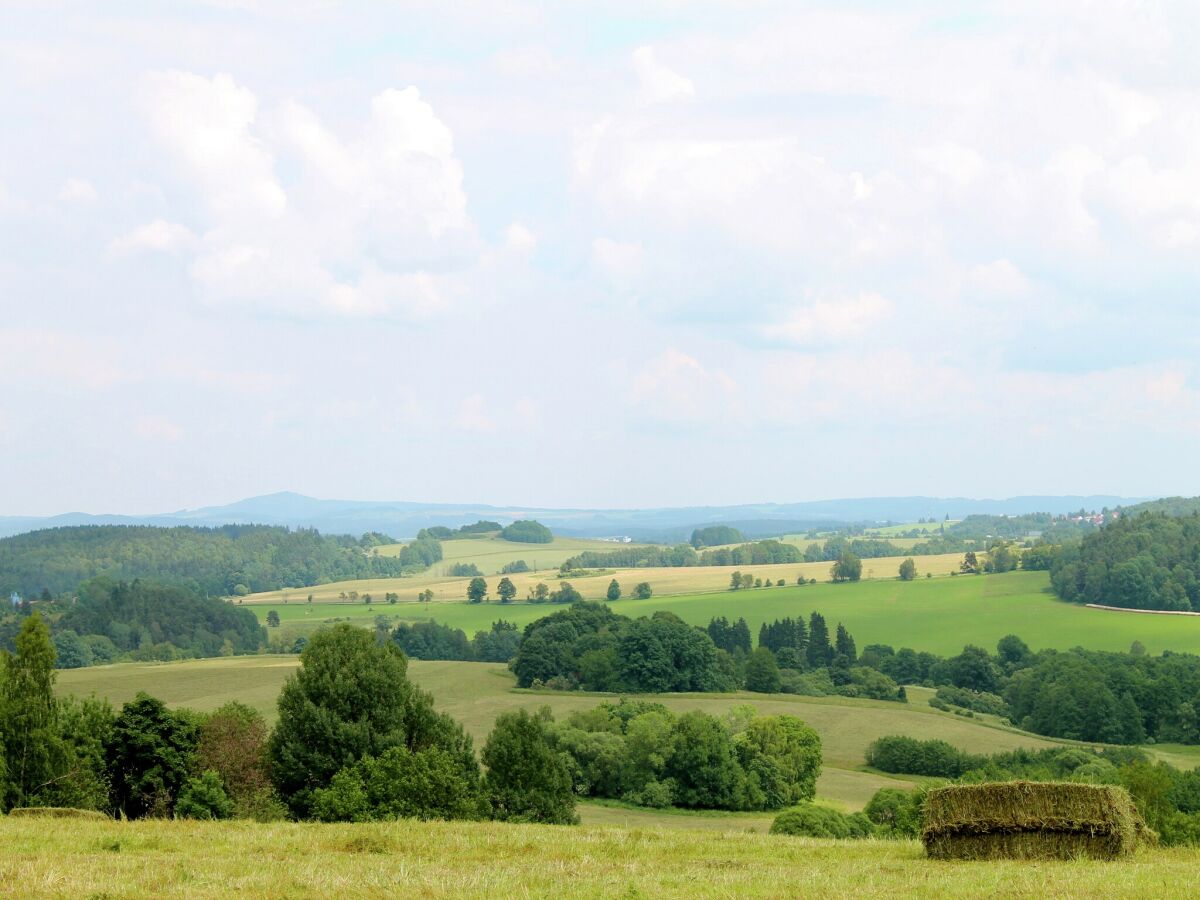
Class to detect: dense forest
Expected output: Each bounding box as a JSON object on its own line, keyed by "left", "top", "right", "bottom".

{"left": 1050, "top": 512, "right": 1200, "bottom": 611}
{"left": 0, "top": 579, "right": 266, "bottom": 663}
{"left": 0, "top": 524, "right": 441, "bottom": 598}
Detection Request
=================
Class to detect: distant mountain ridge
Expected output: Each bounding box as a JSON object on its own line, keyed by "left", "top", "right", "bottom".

{"left": 0, "top": 492, "right": 1150, "bottom": 541}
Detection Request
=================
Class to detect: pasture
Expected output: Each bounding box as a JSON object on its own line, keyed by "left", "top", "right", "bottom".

{"left": 245, "top": 570, "right": 1200, "bottom": 658}
{"left": 2, "top": 816, "right": 1197, "bottom": 898}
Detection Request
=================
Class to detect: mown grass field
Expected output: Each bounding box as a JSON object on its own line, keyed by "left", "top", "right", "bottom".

{"left": 2, "top": 816, "right": 1197, "bottom": 898}
{"left": 244, "top": 551, "right": 968, "bottom": 609}
{"left": 244, "top": 570, "right": 1200, "bottom": 658}
{"left": 57, "top": 655, "right": 1116, "bottom": 816}
{"left": 374, "top": 534, "right": 649, "bottom": 576}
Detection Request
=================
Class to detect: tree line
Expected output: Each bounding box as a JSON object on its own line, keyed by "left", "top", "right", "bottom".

{"left": 1050, "top": 511, "right": 1200, "bottom": 611}
{"left": 560, "top": 539, "right": 802, "bottom": 572}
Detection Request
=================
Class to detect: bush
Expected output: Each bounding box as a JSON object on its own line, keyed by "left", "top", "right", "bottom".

{"left": 310, "top": 746, "right": 485, "bottom": 822}
{"left": 175, "top": 771, "right": 233, "bottom": 820}
{"left": 864, "top": 787, "right": 924, "bottom": 837}
{"left": 483, "top": 709, "right": 577, "bottom": 824}
{"left": 935, "top": 685, "right": 1009, "bottom": 716}
{"left": 770, "top": 803, "right": 875, "bottom": 838}
{"left": 449, "top": 563, "right": 483, "bottom": 577}
{"left": 865, "top": 735, "right": 980, "bottom": 778}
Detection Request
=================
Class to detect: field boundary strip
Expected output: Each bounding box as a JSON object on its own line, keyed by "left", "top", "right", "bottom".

{"left": 1085, "top": 604, "right": 1200, "bottom": 617}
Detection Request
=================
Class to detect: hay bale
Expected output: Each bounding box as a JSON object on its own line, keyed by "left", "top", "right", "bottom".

{"left": 922, "top": 781, "right": 1150, "bottom": 860}
{"left": 7, "top": 807, "right": 110, "bottom": 821}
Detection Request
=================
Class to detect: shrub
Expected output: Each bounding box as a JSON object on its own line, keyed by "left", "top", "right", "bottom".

{"left": 770, "top": 803, "right": 875, "bottom": 839}
{"left": 310, "top": 746, "right": 485, "bottom": 822}
{"left": 864, "top": 787, "right": 924, "bottom": 837}
{"left": 865, "top": 735, "right": 979, "bottom": 778}
{"left": 175, "top": 771, "right": 233, "bottom": 820}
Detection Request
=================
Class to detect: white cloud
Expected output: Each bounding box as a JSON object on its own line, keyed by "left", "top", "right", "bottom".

{"left": 145, "top": 71, "right": 286, "bottom": 219}
{"left": 591, "top": 237, "right": 644, "bottom": 284}
{"left": 632, "top": 46, "right": 695, "bottom": 107}
{"left": 144, "top": 74, "right": 474, "bottom": 319}
{"left": 631, "top": 348, "right": 735, "bottom": 424}
{"left": 110, "top": 219, "right": 197, "bottom": 254}
{"left": 57, "top": 178, "right": 97, "bottom": 204}
{"left": 505, "top": 222, "right": 537, "bottom": 253}
{"left": 966, "top": 259, "right": 1030, "bottom": 296}
{"left": 762, "top": 293, "right": 892, "bottom": 346}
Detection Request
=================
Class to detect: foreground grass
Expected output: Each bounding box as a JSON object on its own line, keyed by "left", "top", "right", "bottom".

{"left": 2, "top": 817, "right": 1198, "bottom": 898}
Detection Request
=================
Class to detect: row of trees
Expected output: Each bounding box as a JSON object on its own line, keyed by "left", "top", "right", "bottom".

{"left": 0, "top": 617, "right": 578, "bottom": 826}
{"left": 560, "top": 540, "right": 802, "bottom": 573}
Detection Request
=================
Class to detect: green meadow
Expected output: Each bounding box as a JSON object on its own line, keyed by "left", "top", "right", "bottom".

{"left": 247, "top": 570, "right": 1200, "bottom": 657}
{"left": 4, "top": 816, "right": 1197, "bottom": 898}
{"left": 374, "top": 534, "right": 647, "bottom": 575}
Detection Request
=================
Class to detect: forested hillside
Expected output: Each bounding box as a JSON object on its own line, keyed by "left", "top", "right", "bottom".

{"left": 1050, "top": 512, "right": 1200, "bottom": 611}
{"left": 0, "top": 525, "right": 441, "bottom": 597}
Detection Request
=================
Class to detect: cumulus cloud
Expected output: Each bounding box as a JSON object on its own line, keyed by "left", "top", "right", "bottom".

{"left": 505, "top": 222, "right": 537, "bottom": 253}
{"left": 143, "top": 73, "right": 474, "bottom": 320}
{"left": 631, "top": 348, "right": 735, "bottom": 424}
{"left": 632, "top": 46, "right": 695, "bottom": 107}
{"left": 57, "top": 178, "right": 97, "bottom": 204}
{"left": 762, "top": 293, "right": 892, "bottom": 346}
{"left": 109, "top": 219, "right": 197, "bottom": 254}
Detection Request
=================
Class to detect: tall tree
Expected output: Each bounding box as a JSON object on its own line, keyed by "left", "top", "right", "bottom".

{"left": 466, "top": 577, "right": 488, "bottom": 603}
{"left": 744, "top": 647, "right": 782, "bottom": 693}
{"left": 496, "top": 577, "right": 517, "bottom": 604}
{"left": 105, "top": 693, "right": 198, "bottom": 818}
{"left": 806, "top": 613, "right": 832, "bottom": 669}
{"left": 606, "top": 579, "right": 622, "bottom": 601}
{"left": 1, "top": 613, "right": 61, "bottom": 809}
{"left": 269, "top": 623, "right": 475, "bottom": 818}
{"left": 834, "top": 623, "right": 857, "bottom": 664}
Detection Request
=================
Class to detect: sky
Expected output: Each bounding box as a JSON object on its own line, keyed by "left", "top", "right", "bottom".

{"left": 2, "top": 1, "right": 1200, "bottom": 516}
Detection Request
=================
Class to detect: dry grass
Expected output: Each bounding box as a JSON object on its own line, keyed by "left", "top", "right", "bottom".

{"left": 1, "top": 816, "right": 1197, "bottom": 898}
{"left": 923, "top": 782, "right": 1150, "bottom": 861}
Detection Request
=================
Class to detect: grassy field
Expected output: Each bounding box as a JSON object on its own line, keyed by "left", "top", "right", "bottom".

{"left": 243, "top": 570, "right": 1200, "bottom": 658}
{"left": 56, "top": 655, "right": 1110, "bottom": 813}
{"left": 1, "top": 816, "right": 1197, "bottom": 898}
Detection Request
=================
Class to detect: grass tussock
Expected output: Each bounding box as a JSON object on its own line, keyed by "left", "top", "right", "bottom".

{"left": 922, "top": 781, "right": 1152, "bottom": 860}
{"left": 7, "top": 807, "right": 110, "bottom": 821}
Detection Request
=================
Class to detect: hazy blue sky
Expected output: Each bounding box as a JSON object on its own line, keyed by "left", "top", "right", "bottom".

{"left": 3, "top": 1, "right": 1199, "bottom": 515}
